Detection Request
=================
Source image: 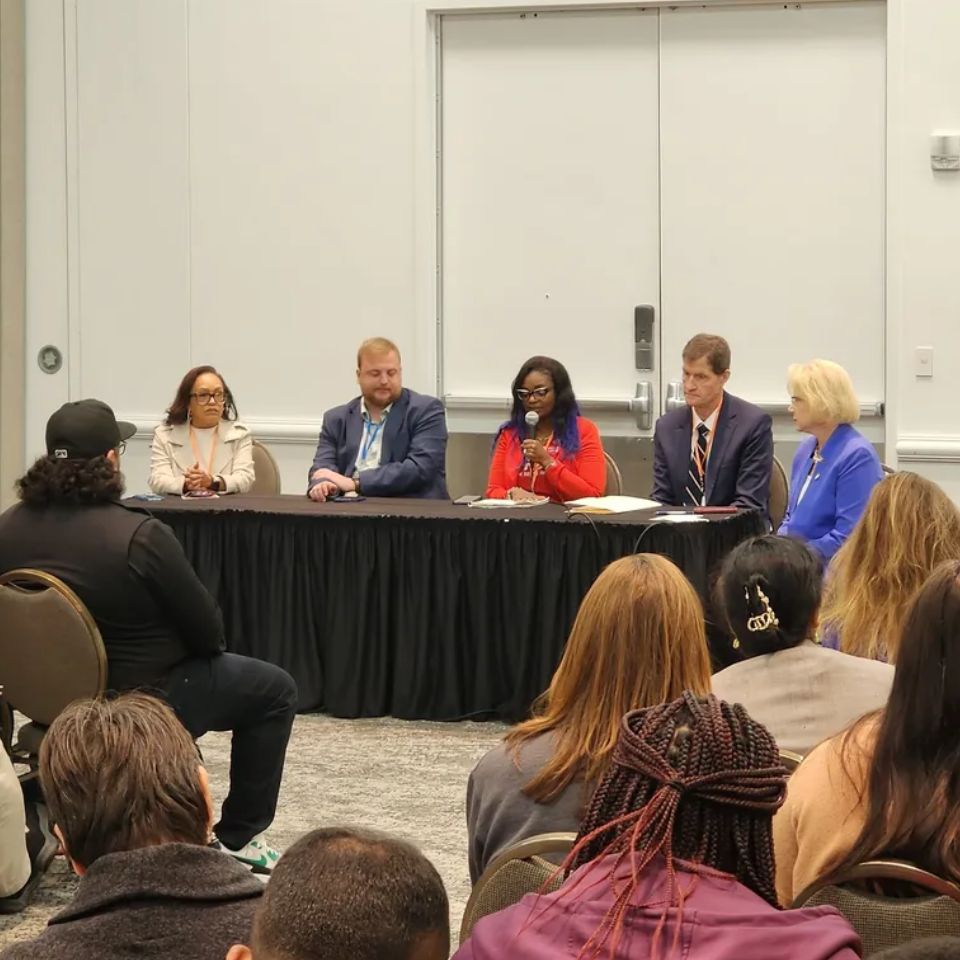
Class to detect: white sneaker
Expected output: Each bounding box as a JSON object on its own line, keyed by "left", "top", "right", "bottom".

{"left": 212, "top": 836, "right": 281, "bottom": 874}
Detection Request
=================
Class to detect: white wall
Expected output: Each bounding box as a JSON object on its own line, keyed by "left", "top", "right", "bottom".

{"left": 25, "top": 0, "right": 422, "bottom": 495}
{"left": 888, "top": 0, "right": 960, "bottom": 499}
{"left": 21, "top": 0, "right": 960, "bottom": 498}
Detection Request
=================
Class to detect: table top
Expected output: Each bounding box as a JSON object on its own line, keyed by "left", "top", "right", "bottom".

{"left": 130, "top": 493, "right": 755, "bottom": 529}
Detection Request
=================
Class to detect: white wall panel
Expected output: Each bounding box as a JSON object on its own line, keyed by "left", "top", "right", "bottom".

{"left": 74, "top": 0, "right": 190, "bottom": 416}
{"left": 24, "top": 0, "right": 69, "bottom": 461}
{"left": 440, "top": 10, "right": 661, "bottom": 434}
{"left": 186, "top": 0, "right": 419, "bottom": 424}
{"left": 659, "top": 2, "right": 886, "bottom": 406}
{"left": 891, "top": 0, "right": 960, "bottom": 440}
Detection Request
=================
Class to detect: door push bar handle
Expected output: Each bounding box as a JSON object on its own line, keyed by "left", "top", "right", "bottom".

{"left": 665, "top": 381, "right": 685, "bottom": 412}
{"left": 630, "top": 382, "right": 653, "bottom": 431}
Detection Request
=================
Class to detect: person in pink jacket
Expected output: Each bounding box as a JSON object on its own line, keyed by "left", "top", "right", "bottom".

{"left": 454, "top": 693, "right": 860, "bottom": 960}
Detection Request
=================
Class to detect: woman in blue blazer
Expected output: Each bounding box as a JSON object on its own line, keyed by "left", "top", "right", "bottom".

{"left": 778, "top": 360, "right": 883, "bottom": 562}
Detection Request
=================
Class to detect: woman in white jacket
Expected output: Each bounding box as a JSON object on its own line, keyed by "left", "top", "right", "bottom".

{"left": 149, "top": 365, "right": 255, "bottom": 495}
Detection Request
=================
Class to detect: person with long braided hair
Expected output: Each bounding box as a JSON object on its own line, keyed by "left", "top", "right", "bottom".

{"left": 455, "top": 693, "right": 859, "bottom": 960}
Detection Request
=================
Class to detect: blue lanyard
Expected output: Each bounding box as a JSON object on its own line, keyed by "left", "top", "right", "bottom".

{"left": 360, "top": 418, "right": 385, "bottom": 462}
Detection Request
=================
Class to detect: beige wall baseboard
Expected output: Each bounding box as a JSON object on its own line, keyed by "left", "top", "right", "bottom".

{"left": 0, "top": 0, "right": 26, "bottom": 510}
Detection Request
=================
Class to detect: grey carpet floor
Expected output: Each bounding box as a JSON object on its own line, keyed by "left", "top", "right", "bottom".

{"left": 0, "top": 714, "right": 506, "bottom": 952}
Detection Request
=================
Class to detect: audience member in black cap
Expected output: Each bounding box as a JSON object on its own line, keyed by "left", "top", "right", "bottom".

{"left": 0, "top": 399, "right": 297, "bottom": 872}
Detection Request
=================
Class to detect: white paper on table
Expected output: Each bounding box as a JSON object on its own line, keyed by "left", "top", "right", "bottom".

{"left": 564, "top": 495, "right": 660, "bottom": 514}
{"left": 654, "top": 513, "right": 708, "bottom": 523}
{"left": 467, "top": 497, "right": 550, "bottom": 509}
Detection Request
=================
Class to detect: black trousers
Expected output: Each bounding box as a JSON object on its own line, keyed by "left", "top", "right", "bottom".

{"left": 162, "top": 653, "right": 298, "bottom": 850}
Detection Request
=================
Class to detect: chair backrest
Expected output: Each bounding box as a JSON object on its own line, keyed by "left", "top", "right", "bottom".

{"left": 459, "top": 832, "right": 576, "bottom": 945}
{"left": 779, "top": 749, "right": 804, "bottom": 774}
{"left": 882, "top": 464, "right": 896, "bottom": 476}
{"left": 769, "top": 454, "right": 789, "bottom": 529}
{"left": 603, "top": 451, "right": 623, "bottom": 496}
{"left": 0, "top": 569, "right": 107, "bottom": 726}
{"left": 250, "top": 439, "right": 282, "bottom": 495}
{"left": 794, "top": 860, "right": 960, "bottom": 957}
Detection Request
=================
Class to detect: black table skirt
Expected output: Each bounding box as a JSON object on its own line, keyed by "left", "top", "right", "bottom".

{"left": 144, "top": 496, "right": 765, "bottom": 721}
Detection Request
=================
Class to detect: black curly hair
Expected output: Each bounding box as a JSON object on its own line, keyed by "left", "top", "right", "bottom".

{"left": 16, "top": 455, "right": 123, "bottom": 506}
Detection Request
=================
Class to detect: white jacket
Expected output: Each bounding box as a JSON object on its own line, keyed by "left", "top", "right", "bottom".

{"left": 149, "top": 420, "right": 255, "bottom": 495}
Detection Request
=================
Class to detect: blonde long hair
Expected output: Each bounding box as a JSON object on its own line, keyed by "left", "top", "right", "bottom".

{"left": 505, "top": 554, "right": 711, "bottom": 803}
{"left": 822, "top": 472, "right": 960, "bottom": 662}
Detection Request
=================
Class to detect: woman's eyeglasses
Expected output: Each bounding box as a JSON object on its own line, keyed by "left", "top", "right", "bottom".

{"left": 190, "top": 391, "right": 226, "bottom": 405}
{"left": 515, "top": 387, "right": 552, "bottom": 401}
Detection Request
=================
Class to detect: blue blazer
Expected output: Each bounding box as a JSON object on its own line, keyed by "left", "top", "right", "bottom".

{"left": 652, "top": 392, "right": 773, "bottom": 512}
{"left": 308, "top": 388, "right": 449, "bottom": 499}
{"left": 778, "top": 423, "right": 883, "bottom": 562}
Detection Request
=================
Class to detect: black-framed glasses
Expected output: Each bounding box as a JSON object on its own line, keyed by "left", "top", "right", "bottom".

{"left": 515, "top": 387, "right": 552, "bottom": 401}
{"left": 117, "top": 441, "right": 127, "bottom": 454}
{"left": 190, "top": 391, "right": 226, "bottom": 405}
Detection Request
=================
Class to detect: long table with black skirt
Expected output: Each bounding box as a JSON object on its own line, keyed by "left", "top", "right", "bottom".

{"left": 140, "top": 495, "right": 765, "bottom": 721}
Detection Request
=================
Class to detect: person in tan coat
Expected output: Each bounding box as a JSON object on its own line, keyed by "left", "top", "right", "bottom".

{"left": 774, "top": 560, "right": 960, "bottom": 905}
{"left": 150, "top": 365, "right": 254, "bottom": 495}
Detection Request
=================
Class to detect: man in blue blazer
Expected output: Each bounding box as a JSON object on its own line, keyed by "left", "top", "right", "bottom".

{"left": 652, "top": 334, "right": 773, "bottom": 513}
{"left": 307, "top": 338, "right": 449, "bottom": 501}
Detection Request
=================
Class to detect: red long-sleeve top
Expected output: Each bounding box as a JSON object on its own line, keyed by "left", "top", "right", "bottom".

{"left": 484, "top": 416, "right": 606, "bottom": 503}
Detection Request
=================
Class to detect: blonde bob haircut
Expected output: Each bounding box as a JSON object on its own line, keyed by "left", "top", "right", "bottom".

{"left": 822, "top": 472, "right": 960, "bottom": 663}
{"left": 505, "top": 553, "right": 712, "bottom": 804}
{"left": 787, "top": 359, "right": 860, "bottom": 425}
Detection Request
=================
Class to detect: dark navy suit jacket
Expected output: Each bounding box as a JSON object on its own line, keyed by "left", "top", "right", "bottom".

{"left": 652, "top": 391, "right": 773, "bottom": 512}
{"left": 308, "top": 388, "right": 449, "bottom": 499}
{"left": 778, "top": 423, "right": 882, "bottom": 562}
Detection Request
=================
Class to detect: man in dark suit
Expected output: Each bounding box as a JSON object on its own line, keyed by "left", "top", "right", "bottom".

{"left": 307, "top": 338, "right": 448, "bottom": 501}
{"left": 652, "top": 334, "right": 773, "bottom": 512}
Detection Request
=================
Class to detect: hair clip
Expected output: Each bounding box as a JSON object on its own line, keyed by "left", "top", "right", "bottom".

{"left": 746, "top": 585, "right": 779, "bottom": 634}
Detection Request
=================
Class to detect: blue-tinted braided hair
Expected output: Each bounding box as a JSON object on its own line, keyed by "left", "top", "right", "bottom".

{"left": 496, "top": 356, "right": 582, "bottom": 456}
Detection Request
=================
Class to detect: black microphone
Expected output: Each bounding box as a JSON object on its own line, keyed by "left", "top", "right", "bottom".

{"left": 524, "top": 411, "right": 539, "bottom": 459}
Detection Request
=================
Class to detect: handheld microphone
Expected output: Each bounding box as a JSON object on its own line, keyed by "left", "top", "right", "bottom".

{"left": 524, "top": 410, "right": 539, "bottom": 439}
{"left": 523, "top": 411, "right": 539, "bottom": 460}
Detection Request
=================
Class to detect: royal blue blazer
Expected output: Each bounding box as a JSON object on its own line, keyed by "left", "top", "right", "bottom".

{"left": 308, "top": 388, "right": 449, "bottom": 499}
{"left": 778, "top": 423, "right": 883, "bottom": 562}
{"left": 652, "top": 392, "right": 773, "bottom": 512}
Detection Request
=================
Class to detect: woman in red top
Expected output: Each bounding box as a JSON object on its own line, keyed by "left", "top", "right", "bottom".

{"left": 485, "top": 356, "right": 606, "bottom": 503}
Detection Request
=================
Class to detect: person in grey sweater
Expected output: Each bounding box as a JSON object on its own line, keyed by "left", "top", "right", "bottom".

{"left": 467, "top": 554, "right": 714, "bottom": 882}
{"left": 712, "top": 535, "right": 894, "bottom": 756}
{"left": 0, "top": 694, "right": 262, "bottom": 960}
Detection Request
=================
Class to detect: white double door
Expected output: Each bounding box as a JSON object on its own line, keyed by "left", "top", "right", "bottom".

{"left": 440, "top": 3, "right": 886, "bottom": 436}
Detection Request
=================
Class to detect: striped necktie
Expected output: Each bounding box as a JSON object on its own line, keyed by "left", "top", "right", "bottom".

{"left": 684, "top": 422, "right": 710, "bottom": 507}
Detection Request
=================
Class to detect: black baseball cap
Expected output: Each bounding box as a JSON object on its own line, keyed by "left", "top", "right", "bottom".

{"left": 45, "top": 399, "right": 136, "bottom": 460}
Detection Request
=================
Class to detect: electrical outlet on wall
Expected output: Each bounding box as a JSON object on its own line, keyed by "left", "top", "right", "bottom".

{"left": 915, "top": 346, "right": 934, "bottom": 379}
